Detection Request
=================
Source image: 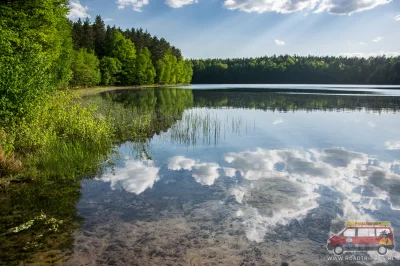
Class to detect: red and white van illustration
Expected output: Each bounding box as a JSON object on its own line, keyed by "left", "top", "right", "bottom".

{"left": 327, "top": 222, "right": 395, "bottom": 255}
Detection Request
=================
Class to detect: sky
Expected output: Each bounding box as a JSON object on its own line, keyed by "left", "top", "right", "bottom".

{"left": 67, "top": 0, "right": 400, "bottom": 59}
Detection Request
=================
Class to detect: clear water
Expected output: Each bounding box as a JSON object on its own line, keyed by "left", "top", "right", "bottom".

{"left": 3, "top": 85, "right": 400, "bottom": 265}
{"left": 65, "top": 86, "right": 400, "bottom": 265}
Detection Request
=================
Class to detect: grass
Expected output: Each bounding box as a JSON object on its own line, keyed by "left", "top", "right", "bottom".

{"left": 0, "top": 149, "right": 22, "bottom": 178}
{"left": 0, "top": 91, "right": 115, "bottom": 180}
{"left": 169, "top": 109, "right": 243, "bottom": 147}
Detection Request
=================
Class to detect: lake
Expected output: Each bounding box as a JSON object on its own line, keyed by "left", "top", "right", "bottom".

{"left": 2, "top": 85, "right": 400, "bottom": 265}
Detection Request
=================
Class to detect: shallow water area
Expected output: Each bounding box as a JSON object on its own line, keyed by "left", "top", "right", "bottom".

{"left": 3, "top": 85, "right": 400, "bottom": 265}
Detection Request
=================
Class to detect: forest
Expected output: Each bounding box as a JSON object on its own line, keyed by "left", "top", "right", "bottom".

{"left": 70, "top": 17, "right": 193, "bottom": 87}
{"left": 192, "top": 56, "right": 400, "bottom": 84}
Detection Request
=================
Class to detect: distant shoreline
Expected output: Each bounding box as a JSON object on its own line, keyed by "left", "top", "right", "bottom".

{"left": 69, "top": 83, "right": 400, "bottom": 97}
{"left": 70, "top": 84, "right": 190, "bottom": 96}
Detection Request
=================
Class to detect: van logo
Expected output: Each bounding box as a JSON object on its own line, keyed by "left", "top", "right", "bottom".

{"left": 327, "top": 222, "right": 395, "bottom": 256}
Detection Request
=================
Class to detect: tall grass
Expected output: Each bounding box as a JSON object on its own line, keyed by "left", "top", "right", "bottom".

{"left": 1, "top": 91, "right": 115, "bottom": 180}
{"left": 169, "top": 109, "right": 243, "bottom": 147}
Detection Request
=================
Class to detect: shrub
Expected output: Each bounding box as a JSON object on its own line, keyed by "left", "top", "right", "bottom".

{"left": 4, "top": 91, "right": 115, "bottom": 179}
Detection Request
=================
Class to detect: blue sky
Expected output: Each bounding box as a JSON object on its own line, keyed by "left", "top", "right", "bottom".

{"left": 68, "top": 0, "right": 400, "bottom": 59}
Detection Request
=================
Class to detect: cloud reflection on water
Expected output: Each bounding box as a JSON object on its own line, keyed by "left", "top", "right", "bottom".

{"left": 99, "top": 160, "right": 160, "bottom": 195}
{"left": 168, "top": 156, "right": 221, "bottom": 185}
{"left": 168, "top": 147, "right": 400, "bottom": 242}
{"left": 223, "top": 147, "right": 400, "bottom": 242}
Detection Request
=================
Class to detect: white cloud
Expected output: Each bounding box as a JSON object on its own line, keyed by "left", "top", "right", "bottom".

{"left": 359, "top": 42, "right": 367, "bottom": 45}
{"left": 239, "top": 179, "right": 319, "bottom": 242}
{"left": 273, "top": 118, "right": 284, "bottom": 125}
{"left": 67, "top": 1, "right": 90, "bottom": 20}
{"left": 396, "top": 14, "right": 400, "bottom": 21}
{"left": 231, "top": 187, "right": 246, "bottom": 203}
{"left": 385, "top": 141, "right": 400, "bottom": 150}
{"left": 168, "top": 156, "right": 196, "bottom": 171}
{"left": 223, "top": 167, "right": 237, "bottom": 177}
{"left": 236, "top": 209, "right": 244, "bottom": 217}
{"left": 223, "top": 0, "right": 320, "bottom": 14}
{"left": 315, "top": 0, "right": 391, "bottom": 15}
{"left": 168, "top": 156, "right": 221, "bottom": 185}
{"left": 275, "top": 39, "right": 286, "bottom": 46}
{"left": 192, "top": 163, "right": 220, "bottom": 185}
{"left": 165, "top": 0, "right": 198, "bottom": 8}
{"left": 117, "top": 0, "right": 149, "bottom": 12}
{"left": 224, "top": 0, "right": 392, "bottom": 15}
{"left": 373, "top": 36, "right": 384, "bottom": 42}
{"left": 224, "top": 149, "right": 301, "bottom": 180}
{"left": 99, "top": 160, "right": 159, "bottom": 195}
{"left": 340, "top": 51, "right": 400, "bottom": 57}
{"left": 104, "top": 18, "right": 114, "bottom": 22}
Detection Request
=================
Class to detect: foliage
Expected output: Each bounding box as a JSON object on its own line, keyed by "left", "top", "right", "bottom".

{"left": 70, "top": 16, "right": 193, "bottom": 87}
{"left": 135, "top": 48, "right": 156, "bottom": 85}
{"left": 109, "top": 31, "right": 137, "bottom": 85}
{"left": 156, "top": 49, "right": 193, "bottom": 84}
{"left": 123, "top": 27, "right": 182, "bottom": 63}
{"left": 70, "top": 48, "right": 101, "bottom": 87}
{"left": 192, "top": 56, "right": 400, "bottom": 85}
{"left": 93, "top": 15, "right": 106, "bottom": 58}
{"left": 7, "top": 91, "right": 114, "bottom": 179}
{"left": 0, "top": 0, "right": 73, "bottom": 121}
{"left": 100, "top": 56, "right": 122, "bottom": 86}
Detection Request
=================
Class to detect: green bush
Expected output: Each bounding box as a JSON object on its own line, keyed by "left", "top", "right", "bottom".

{"left": 4, "top": 91, "right": 115, "bottom": 179}
{"left": 14, "top": 91, "right": 113, "bottom": 152}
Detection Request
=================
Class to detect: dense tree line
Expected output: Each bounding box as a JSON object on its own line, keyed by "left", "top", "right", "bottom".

{"left": 192, "top": 56, "right": 400, "bottom": 85}
{"left": 70, "top": 16, "right": 193, "bottom": 87}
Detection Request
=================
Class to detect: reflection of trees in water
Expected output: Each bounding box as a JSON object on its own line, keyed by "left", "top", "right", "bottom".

{"left": 85, "top": 88, "right": 194, "bottom": 142}
{"left": 86, "top": 87, "right": 400, "bottom": 150}
{"left": 193, "top": 90, "right": 400, "bottom": 112}
{"left": 83, "top": 87, "right": 195, "bottom": 158}
{"left": 0, "top": 180, "right": 82, "bottom": 265}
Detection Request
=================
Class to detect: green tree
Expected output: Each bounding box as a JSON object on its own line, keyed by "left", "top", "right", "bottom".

{"left": 81, "top": 17, "right": 94, "bottom": 51}
{"left": 0, "top": 0, "right": 73, "bottom": 121}
{"left": 109, "top": 31, "right": 136, "bottom": 85}
{"left": 184, "top": 60, "right": 193, "bottom": 84}
{"left": 135, "top": 48, "right": 156, "bottom": 85}
{"left": 72, "top": 18, "right": 83, "bottom": 50}
{"left": 155, "top": 60, "right": 166, "bottom": 84}
{"left": 100, "top": 57, "right": 122, "bottom": 85}
{"left": 70, "top": 48, "right": 101, "bottom": 87}
{"left": 92, "top": 15, "right": 106, "bottom": 58}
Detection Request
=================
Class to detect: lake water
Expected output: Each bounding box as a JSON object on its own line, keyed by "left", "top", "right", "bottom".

{"left": 2, "top": 85, "right": 400, "bottom": 265}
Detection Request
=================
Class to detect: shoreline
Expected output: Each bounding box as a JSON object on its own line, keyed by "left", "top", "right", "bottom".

{"left": 70, "top": 84, "right": 190, "bottom": 96}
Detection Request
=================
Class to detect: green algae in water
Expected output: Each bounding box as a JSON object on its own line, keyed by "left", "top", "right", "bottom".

{"left": 0, "top": 180, "right": 82, "bottom": 265}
